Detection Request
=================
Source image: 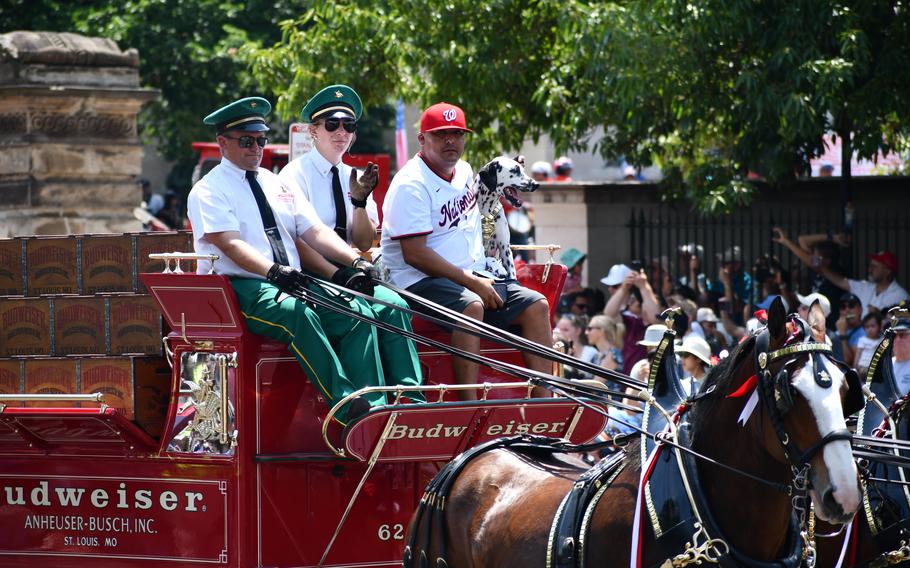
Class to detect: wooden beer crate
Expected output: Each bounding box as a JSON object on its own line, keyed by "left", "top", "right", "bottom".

{"left": 79, "top": 356, "right": 171, "bottom": 434}
{"left": 52, "top": 296, "right": 107, "bottom": 356}
{"left": 133, "top": 356, "right": 172, "bottom": 439}
{"left": 25, "top": 236, "right": 78, "bottom": 296}
{"left": 0, "top": 239, "right": 25, "bottom": 296}
{"left": 23, "top": 358, "right": 78, "bottom": 408}
{"left": 80, "top": 357, "right": 134, "bottom": 418}
{"left": 135, "top": 232, "right": 194, "bottom": 292}
{"left": 0, "top": 359, "right": 22, "bottom": 393}
{"left": 0, "top": 298, "right": 52, "bottom": 357}
{"left": 108, "top": 295, "right": 162, "bottom": 355}
{"left": 81, "top": 234, "right": 133, "bottom": 294}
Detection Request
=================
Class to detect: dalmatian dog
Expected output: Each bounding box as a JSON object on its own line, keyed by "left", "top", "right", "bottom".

{"left": 475, "top": 156, "right": 539, "bottom": 279}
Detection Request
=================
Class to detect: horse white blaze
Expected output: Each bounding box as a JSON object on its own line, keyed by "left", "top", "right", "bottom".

{"left": 791, "top": 358, "right": 860, "bottom": 515}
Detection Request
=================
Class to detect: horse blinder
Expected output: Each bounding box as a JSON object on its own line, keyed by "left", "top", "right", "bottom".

{"left": 774, "top": 368, "right": 795, "bottom": 415}
{"left": 843, "top": 368, "right": 865, "bottom": 416}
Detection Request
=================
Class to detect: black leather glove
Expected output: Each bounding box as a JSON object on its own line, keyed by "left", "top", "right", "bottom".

{"left": 331, "top": 266, "right": 375, "bottom": 296}
{"left": 266, "top": 263, "right": 309, "bottom": 297}
{"left": 349, "top": 162, "right": 378, "bottom": 207}
{"left": 352, "top": 257, "right": 381, "bottom": 280}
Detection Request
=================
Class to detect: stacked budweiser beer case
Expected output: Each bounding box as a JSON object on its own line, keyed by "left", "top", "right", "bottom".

{"left": 0, "top": 231, "right": 191, "bottom": 437}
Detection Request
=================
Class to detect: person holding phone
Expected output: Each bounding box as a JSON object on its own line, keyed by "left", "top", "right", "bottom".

{"left": 771, "top": 226, "right": 846, "bottom": 327}
{"left": 279, "top": 84, "right": 422, "bottom": 397}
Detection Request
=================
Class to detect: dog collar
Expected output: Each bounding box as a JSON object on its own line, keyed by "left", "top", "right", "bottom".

{"left": 481, "top": 201, "right": 504, "bottom": 242}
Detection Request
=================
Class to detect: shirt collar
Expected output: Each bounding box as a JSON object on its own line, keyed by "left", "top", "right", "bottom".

{"left": 308, "top": 148, "right": 339, "bottom": 178}
{"left": 418, "top": 152, "right": 455, "bottom": 183}
{"left": 221, "top": 156, "right": 254, "bottom": 181}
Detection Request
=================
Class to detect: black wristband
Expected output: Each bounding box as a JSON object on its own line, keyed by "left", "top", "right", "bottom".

{"left": 351, "top": 197, "right": 368, "bottom": 208}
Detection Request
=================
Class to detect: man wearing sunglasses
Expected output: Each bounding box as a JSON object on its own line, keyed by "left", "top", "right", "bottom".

{"left": 279, "top": 84, "right": 422, "bottom": 399}
{"left": 187, "top": 97, "right": 422, "bottom": 422}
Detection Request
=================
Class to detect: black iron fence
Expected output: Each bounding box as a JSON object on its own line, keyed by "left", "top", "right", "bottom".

{"left": 626, "top": 205, "right": 910, "bottom": 299}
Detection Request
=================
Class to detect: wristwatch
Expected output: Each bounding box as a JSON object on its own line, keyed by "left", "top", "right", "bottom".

{"left": 350, "top": 196, "right": 368, "bottom": 209}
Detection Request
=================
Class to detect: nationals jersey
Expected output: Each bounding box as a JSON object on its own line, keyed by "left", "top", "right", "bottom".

{"left": 187, "top": 157, "right": 321, "bottom": 278}
{"left": 380, "top": 155, "right": 483, "bottom": 288}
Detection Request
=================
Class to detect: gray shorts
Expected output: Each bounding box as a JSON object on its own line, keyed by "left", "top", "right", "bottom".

{"left": 406, "top": 276, "right": 545, "bottom": 329}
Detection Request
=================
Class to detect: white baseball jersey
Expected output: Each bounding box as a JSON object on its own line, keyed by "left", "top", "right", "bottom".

{"left": 848, "top": 278, "right": 909, "bottom": 316}
{"left": 278, "top": 148, "right": 379, "bottom": 244}
{"left": 187, "top": 157, "right": 321, "bottom": 278}
{"left": 380, "top": 154, "right": 484, "bottom": 288}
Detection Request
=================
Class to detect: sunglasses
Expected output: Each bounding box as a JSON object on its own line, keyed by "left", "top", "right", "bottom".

{"left": 321, "top": 118, "right": 357, "bottom": 133}
{"left": 586, "top": 326, "right": 602, "bottom": 331}
{"left": 841, "top": 301, "right": 859, "bottom": 308}
{"left": 223, "top": 135, "right": 268, "bottom": 148}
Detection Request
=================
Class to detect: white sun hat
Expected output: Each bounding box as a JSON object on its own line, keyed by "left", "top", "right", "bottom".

{"left": 676, "top": 335, "right": 713, "bottom": 366}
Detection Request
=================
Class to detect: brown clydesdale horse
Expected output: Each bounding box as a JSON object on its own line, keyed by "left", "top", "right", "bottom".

{"left": 405, "top": 299, "right": 863, "bottom": 567}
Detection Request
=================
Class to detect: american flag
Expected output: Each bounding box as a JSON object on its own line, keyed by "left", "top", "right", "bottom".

{"left": 395, "top": 99, "right": 408, "bottom": 170}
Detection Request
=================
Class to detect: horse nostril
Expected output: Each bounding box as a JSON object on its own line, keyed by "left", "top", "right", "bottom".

{"left": 822, "top": 488, "right": 845, "bottom": 518}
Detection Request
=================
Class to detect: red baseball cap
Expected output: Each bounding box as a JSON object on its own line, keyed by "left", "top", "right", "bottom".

{"left": 420, "top": 102, "right": 473, "bottom": 133}
{"left": 868, "top": 250, "right": 898, "bottom": 272}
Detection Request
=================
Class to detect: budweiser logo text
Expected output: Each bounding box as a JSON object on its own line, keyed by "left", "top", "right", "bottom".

{"left": 2, "top": 306, "right": 45, "bottom": 329}
{"left": 387, "top": 419, "right": 567, "bottom": 440}
{"left": 28, "top": 245, "right": 74, "bottom": 266}
{"left": 3, "top": 480, "right": 204, "bottom": 512}
{"left": 84, "top": 245, "right": 130, "bottom": 266}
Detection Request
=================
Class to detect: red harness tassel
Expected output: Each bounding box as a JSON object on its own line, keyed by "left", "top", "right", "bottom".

{"left": 725, "top": 374, "right": 758, "bottom": 399}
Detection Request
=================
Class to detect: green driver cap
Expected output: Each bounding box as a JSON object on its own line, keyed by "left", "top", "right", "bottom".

{"left": 300, "top": 84, "right": 363, "bottom": 122}
{"left": 204, "top": 97, "right": 271, "bottom": 134}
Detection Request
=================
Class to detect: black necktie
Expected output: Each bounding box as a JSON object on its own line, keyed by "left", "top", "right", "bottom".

{"left": 330, "top": 165, "right": 347, "bottom": 241}
{"left": 245, "top": 170, "right": 289, "bottom": 266}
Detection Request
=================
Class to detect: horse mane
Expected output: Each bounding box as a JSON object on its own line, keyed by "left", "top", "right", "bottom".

{"left": 687, "top": 334, "right": 757, "bottom": 444}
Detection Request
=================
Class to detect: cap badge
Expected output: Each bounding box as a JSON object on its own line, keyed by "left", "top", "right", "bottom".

{"left": 335, "top": 91, "right": 343, "bottom": 98}
{"left": 442, "top": 108, "right": 457, "bottom": 121}
{"left": 251, "top": 101, "right": 257, "bottom": 108}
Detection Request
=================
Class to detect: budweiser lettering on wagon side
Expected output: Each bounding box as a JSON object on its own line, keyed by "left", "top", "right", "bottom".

{"left": 0, "top": 475, "right": 227, "bottom": 561}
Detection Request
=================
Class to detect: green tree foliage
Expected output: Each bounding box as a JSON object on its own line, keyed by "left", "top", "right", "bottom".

{"left": 243, "top": 0, "right": 910, "bottom": 212}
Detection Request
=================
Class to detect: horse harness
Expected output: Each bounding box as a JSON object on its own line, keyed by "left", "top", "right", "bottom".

{"left": 402, "top": 434, "right": 620, "bottom": 568}
{"left": 850, "top": 329, "right": 910, "bottom": 567}
{"left": 631, "top": 324, "right": 864, "bottom": 568}
{"left": 404, "top": 323, "right": 864, "bottom": 568}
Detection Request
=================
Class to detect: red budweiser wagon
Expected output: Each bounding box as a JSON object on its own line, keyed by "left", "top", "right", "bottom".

{"left": 0, "top": 235, "right": 609, "bottom": 567}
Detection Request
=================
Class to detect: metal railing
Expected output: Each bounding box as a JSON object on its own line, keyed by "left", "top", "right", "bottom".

{"left": 626, "top": 206, "right": 909, "bottom": 297}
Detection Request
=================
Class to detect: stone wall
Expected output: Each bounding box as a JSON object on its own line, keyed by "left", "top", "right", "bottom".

{"left": 0, "top": 31, "right": 157, "bottom": 236}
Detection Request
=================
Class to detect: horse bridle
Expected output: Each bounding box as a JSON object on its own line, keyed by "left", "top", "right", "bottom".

{"left": 754, "top": 321, "right": 864, "bottom": 469}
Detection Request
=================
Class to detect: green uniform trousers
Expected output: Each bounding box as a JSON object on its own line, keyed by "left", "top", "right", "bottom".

{"left": 230, "top": 278, "right": 422, "bottom": 417}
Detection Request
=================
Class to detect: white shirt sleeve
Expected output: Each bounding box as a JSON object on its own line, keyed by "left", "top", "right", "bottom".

{"left": 189, "top": 181, "right": 238, "bottom": 236}
{"left": 366, "top": 194, "right": 380, "bottom": 225}
{"left": 383, "top": 181, "right": 433, "bottom": 240}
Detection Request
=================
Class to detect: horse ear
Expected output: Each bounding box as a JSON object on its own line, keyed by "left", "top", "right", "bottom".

{"left": 767, "top": 296, "right": 787, "bottom": 339}
{"left": 478, "top": 160, "right": 500, "bottom": 189}
{"left": 807, "top": 300, "right": 827, "bottom": 342}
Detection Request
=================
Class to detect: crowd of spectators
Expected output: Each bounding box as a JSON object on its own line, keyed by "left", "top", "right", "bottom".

{"left": 553, "top": 231, "right": 910, "bottom": 412}
{"left": 138, "top": 177, "right": 188, "bottom": 231}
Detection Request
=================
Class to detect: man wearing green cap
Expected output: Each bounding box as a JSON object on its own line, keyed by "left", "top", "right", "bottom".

{"left": 278, "top": 85, "right": 422, "bottom": 391}
{"left": 187, "top": 96, "right": 421, "bottom": 421}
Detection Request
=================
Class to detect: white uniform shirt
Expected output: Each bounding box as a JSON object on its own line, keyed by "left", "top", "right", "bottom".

{"left": 893, "top": 357, "right": 910, "bottom": 396}
{"left": 380, "top": 155, "right": 483, "bottom": 289}
{"left": 848, "top": 278, "right": 909, "bottom": 316}
{"left": 187, "top": 157, "right": 321, "bottom": 278}
{"left": 278, "top": 148, "right": 378, "bottom": 244}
